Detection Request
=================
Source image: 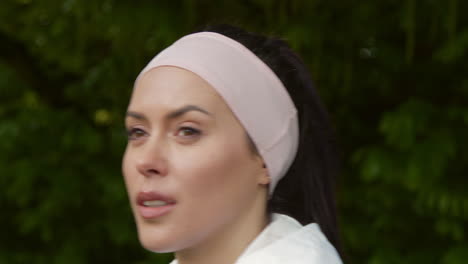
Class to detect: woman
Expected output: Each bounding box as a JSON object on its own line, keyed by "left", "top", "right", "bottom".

{"left": 122, "top": 24, "right": 343, "bottom": 264}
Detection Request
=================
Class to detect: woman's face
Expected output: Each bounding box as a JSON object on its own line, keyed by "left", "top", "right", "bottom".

{"left": 122, "top": 66, "right": 268, "bottom": 253}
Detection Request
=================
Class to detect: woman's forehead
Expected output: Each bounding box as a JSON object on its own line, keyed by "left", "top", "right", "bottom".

{"left": 129, "top": 66, "right": 231, "bottom": 118}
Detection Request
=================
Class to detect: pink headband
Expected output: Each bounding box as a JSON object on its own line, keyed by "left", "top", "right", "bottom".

{"left": 136, "top": 32, "right": 299, "bottom": 194}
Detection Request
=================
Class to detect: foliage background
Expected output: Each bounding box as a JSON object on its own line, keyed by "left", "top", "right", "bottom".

{"left": 1, "top": 0, "right": 467, "bottom": 263}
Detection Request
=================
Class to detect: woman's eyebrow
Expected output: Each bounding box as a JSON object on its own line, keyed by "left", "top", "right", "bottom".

{"left": 125, "top": 105, "right": 212, "bottom": 122}
{"left": 126, "top": 111, "right": 147, "bottom": 121}
{"left": 166, "top": 105, "right": 212, "bottom": 120}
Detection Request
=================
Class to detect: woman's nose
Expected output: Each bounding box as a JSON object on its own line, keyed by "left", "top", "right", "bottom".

{"left": 135, "top": 141, "right": 168, "bottom": 178}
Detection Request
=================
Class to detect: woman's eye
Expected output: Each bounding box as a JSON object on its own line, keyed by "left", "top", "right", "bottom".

{"left": 127, "top": 128, "right": 147, "bottom": 140}
{"left": 177, "top": 127, "right": 201, "bottom": 137}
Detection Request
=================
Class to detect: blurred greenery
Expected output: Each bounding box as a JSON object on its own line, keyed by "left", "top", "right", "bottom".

{"left": 1, "top": 0, "right": 467, "bottom": 263}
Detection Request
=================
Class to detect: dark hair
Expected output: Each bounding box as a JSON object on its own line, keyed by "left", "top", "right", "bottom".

{"left": 196, "top": 24, "right": 342, "bottom": 256}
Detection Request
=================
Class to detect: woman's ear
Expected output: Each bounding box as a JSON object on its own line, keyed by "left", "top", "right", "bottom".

{"left": 257, "top": 162, "right": 270, "bottom": 185}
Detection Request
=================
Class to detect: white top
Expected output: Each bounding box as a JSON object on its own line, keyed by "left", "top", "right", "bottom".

{"left": 169, "top": 213, "right": 343, "bottom": 264}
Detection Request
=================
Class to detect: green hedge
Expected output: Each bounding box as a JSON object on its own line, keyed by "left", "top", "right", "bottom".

{"left": 1, "top": 0, "right": 467, "bottom": 263}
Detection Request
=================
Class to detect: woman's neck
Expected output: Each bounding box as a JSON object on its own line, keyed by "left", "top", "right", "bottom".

{"left": 175, "top": 191, "right": 269, "bottom": 264}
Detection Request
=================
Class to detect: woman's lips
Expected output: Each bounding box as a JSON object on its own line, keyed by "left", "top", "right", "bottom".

{"left": 136, "top": 191, "right": 176, "bottom": 219}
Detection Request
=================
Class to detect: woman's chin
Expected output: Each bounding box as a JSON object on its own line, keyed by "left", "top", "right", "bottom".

{"left": 136, "top": 224, "right": 185, "bottom": 253}
{"left": 143, "top": 244, "right": 174, "bottom": 254}
{"left": 139, "top": 234, "right": 176, "bottom": 253}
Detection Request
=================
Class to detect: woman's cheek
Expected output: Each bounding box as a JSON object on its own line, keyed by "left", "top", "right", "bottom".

{"left": 204, "top": 149, "right": 248, "bottom": 195}
{"left": 174, "top": 140, "right": 231, "bottom": 189}
{"left": 122, "top": 149, "right": 133, "bottom": 188}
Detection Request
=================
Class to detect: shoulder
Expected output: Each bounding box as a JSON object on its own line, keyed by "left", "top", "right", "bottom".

{"left": 236, "top": 214, "right": 343, "bottom": 264}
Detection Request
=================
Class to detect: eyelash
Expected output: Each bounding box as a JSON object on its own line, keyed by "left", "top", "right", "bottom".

{"left": 176, "top": 126, "right": 201, "bottom": 138}
{"left": 126, "top": 127, "right": 147, "bottom": 140}
{"left": 125, "top": 126, "right": 202, "bottom": 141}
